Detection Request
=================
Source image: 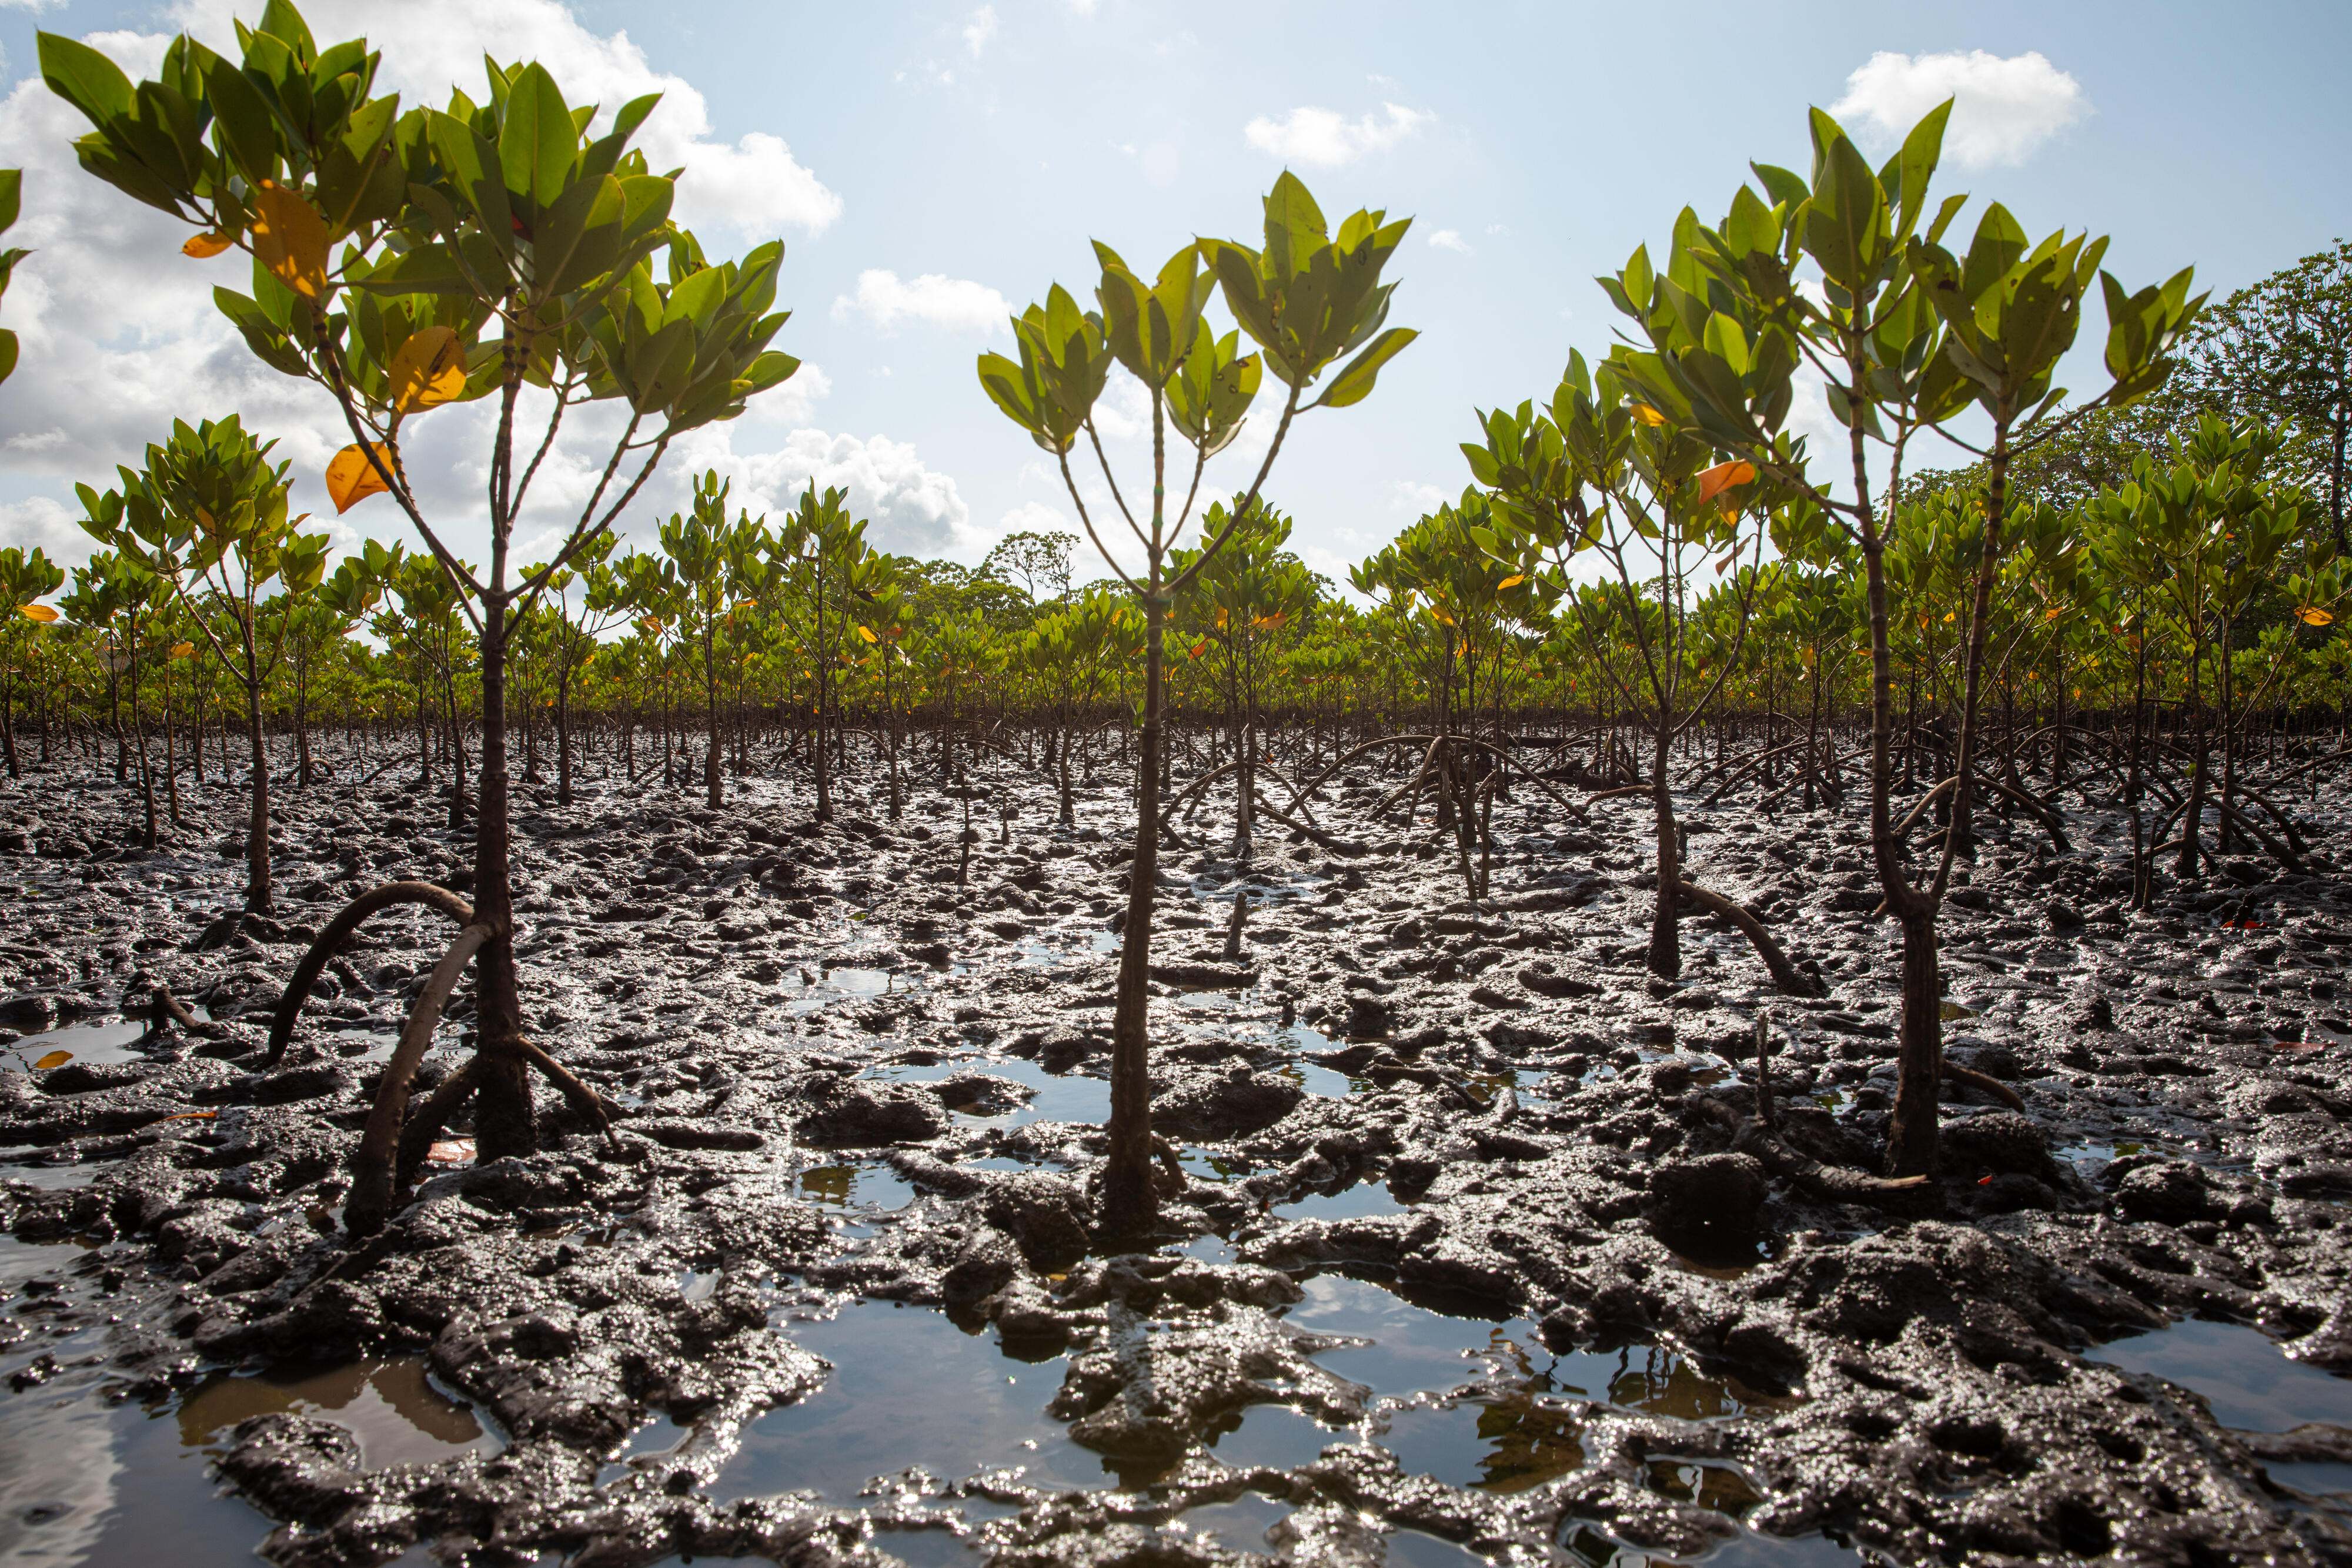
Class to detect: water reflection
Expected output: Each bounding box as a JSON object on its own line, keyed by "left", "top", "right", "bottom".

{"left": 176, "top": 1357, "right": 492, "bottom": 1466}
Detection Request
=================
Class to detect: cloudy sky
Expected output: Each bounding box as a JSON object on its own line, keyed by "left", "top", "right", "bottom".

{"left": 1, "top": 0, "right": 2345, "bottom": 589}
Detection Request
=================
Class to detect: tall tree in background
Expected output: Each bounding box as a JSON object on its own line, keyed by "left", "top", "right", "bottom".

{"left": 2180, "top": 240, "right": 2352, "bottom": 551}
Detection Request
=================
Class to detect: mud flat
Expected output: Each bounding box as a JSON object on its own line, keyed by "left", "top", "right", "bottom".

{"left": 4, "top": 755, "right": 2350, "bottom": 1566}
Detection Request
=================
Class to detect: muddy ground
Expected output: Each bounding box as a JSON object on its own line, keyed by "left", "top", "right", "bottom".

{"left": 2, "top": 739, "right": 2350, "bottom": 1568}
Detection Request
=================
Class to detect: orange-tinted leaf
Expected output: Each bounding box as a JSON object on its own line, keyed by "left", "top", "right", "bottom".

{"left": 32, "top": 1049, "right": 72, "bottom": 1069}
{"left": 250, "top": 181, "right": 329, "bottom": 299}
{"left": 1496, "top": 574, "right": 1524, "bottom": 590}
{"left": 1188, "top": 640, "right": 1207, "bottom": 659}
{"left": 18, "top": 603, "right": 58, "bottom": 623}
{"left": 156, "top": 1109, "right": 218, "bottom": 1122}
{"left": 2298, "top": 606, "right": 2335, "bottom": 627}
{"left": 326, "top": 443, "right": 395, "bottom": 514}
{"left": 387, "top": 325, "right": 467, "bottom": 413}
{"left": 182, "top": 230, "right": 235, "bottom": 259}
{"left": 1693, "top": 459, "right": 1756, "bottom": 506}
{"left": 426, "top": 1137, "right": 476, "bottom": 1165}
{"left": 856, "top": 623, "right": 878, "bottom": 644}
{"left": 170, "top": 640, "right": 196, "bottom": 658}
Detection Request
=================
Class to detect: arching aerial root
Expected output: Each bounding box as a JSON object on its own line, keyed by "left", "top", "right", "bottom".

{"left": 1673, "top": 880, "right": 1825, "bottom": 998}
{"left": 266, "top": 880, "right": 476, "bottom": 1066}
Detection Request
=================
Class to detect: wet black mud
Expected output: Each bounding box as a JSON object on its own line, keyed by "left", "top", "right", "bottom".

{"left": 3, "top": 747, "right": 2351, "bottom": 1566}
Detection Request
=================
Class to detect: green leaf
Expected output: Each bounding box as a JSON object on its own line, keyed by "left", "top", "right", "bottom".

{"left": 38, "top": 33, "right": 135, "bottom": 126}
{"left": 0, "top": 170, "right": 19, "bottom": 234}
{"left": 201, "top": 54, "right": 281, "bottom": 184}
{"left": 1312, "top": 326, "right": 1415, "bottom": 409}
{"left": 499, "top": 63, "right": 574, "bottom": 215}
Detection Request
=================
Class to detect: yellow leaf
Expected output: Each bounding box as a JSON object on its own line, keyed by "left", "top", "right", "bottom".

{"left": 17, "top": 603, "right": 58, "bottom": 623}
{"left": 2298, "top": 606, "right": 2334, "bottom": 627}
{"left": 156, "top": 1109, "right": 218, "bottom": 1122}
{"left": 1253, "top": 611, "right": 1288, "bottom": 630}
{"left": 170, "top": 640, "right": 196, "bottom": 658}
{"left": 1631, "top": 403, "right": 1668, "bottom": 427}
{"left": 2044, "top": 605, "right": 2064, "bottom": 621}
{"left": 1693, "top": 459, "right": 1756, "bottom": 506}
{"left": 326, "top": 443, "right": 395, "bottom": 513}
{"left": 387, "top": 326, "right": 467, "bottom": 414}
{"left": 1941, "top": 610, "right": 1956, "bottom": 623}
{"left": 32, "top": 1049, "right": 71, "bottom": 1070}
{"left": 249, "top": 181, "right": 330, "bottom": 300}
{"left": 856, "top": 624, "right": 878, "bottom": 643}
{"left": 182, "top": 230, "right": 235, "bottom": 259}
{"left": 1496, "top": 574, "right": 1524, "bottom": 590}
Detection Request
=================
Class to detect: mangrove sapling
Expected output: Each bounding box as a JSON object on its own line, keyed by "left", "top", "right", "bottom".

{"left": 79, "top": 418, "right": 330, "bottom": 908}
{"left": 1171, "top": 496, "right": 1316, "bottom": 860}
{"left": 1465, "top": 355, "right": 1794, "bottom": 987}
{"left": 0, "top": 547, "right": 64, "bottom": 779}
{"left": 660, "top": 471, "right": 766, "bottom": 810}
{"left": 1607, "top": 101, "right": 2203, "bottom": 1175}
{"left": 976, "top": 173, "right": 1416, "bottom": 1235}
{"left": 46, "top": 5, "right": 799, "bottom": 1229}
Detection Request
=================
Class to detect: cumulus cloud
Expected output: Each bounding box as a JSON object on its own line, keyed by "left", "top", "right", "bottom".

{"left": 1243, "top": 102, "right": 1431, "bottom": 167}
{"left": 962, "top": 4, "right": 998, "bottom": 58}
{"left": 833, "top": 270, "right": 1011, "bottom": 335}
{"left": 1427, "top": 228, "right": 1472, "bottom": 255}
{"left": 709, "top": 430, "right": 974, "bottom": 557}
{"left": 169, "top": 0, "right": 842, "bottom": 235}
{"left": 1831, "top": 49, "right": 2088, "bottom": 168}
{"left": 1386, "top": 480, "right": 1448, "bottom": 514}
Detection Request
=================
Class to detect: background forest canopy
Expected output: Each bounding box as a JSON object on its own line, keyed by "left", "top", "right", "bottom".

{"left": 5, "top": 231, "right": 2350, "bottom": 793}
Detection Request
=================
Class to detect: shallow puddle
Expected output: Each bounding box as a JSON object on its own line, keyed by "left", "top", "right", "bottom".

{"left": 720, "top": 1300, "right": 1105, "bottom": 1500}
{"left": 2087, "top": 1318, "right": 2352, "bottom": 1430}
{"left": 797, "top": 1160, "right": 918, "bottom": 1212}
{"left": 0, "top": 1383, "right": 283, "bottom": 1568}
{"left": 1289, "top": 1273, "right": 1789, "bottom": 1426}
{"left": 1202, "top": 1400, "right": 1354, "bottom": 1472}
{"left": 0, "top": 1350, "right": 489, "bottom": 1568}
{"left": 7, "top": 1018, "right": 151, "bottom": 1069}
{"left": 867, "top": 1058, "right": 1111, "bottom": 1127}
{"left": 175, "top": 1357, "right": 495, "bottom": 1467}
{"left": 1275, "top": 1179, "right": 1405, "bottom": 1223}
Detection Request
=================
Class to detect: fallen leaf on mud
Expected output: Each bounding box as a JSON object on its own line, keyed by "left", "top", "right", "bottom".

{"left": 426, "top": 1138, "right": 476, "bottom": 1165}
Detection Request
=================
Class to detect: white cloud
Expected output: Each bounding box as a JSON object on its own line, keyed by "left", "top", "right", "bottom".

{"left": 169, "top": 0, "right": 842, "bottom": 235}
{"left": 1065, "top": 0, "right": 1098, "bottom": 13}
{"left": 0, "top": 0, "right": 69, "bottom": 12}
{"left": 1386, "top": 480, "right": 1448, "bottom": 514}
{"left": 1831, "top": 49, "right": 2088, "bottom": 168}
{"left": 714, "top": 430, "right": 975, "bottom": 557}
{"left": 1242, "top": 102, "right": 1431, "bottom": 168}
{"left": 962, "top": 5, "right": 998, "bottom": 58}
{"left": 0, "top": 496, "right": 92, "bottom": 570}
{"left": 1427, "top": 228, "right": 1472, "bottom": 255}
{"left": 833, "top": 270, "right": 1011, "bottom": 335}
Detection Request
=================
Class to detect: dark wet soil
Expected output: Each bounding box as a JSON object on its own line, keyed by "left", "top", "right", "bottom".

{"left": 3, "top": 742, "right": 2351, "bottom": 1567}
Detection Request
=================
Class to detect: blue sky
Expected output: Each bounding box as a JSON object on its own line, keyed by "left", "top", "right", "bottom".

{"left": 2, "top": 0, "right": 2346, "bottom": 589}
